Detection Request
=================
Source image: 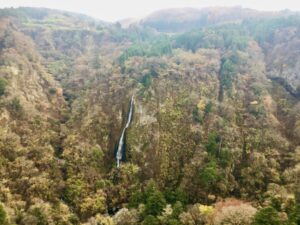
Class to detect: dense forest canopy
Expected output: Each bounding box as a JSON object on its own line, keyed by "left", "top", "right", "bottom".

{"left": 0, "top": 6, "right": 299, "bottom": 225}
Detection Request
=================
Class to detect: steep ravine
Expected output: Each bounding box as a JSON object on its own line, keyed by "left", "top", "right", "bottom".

{"left": 116, "top": 95, "right": 134, "bottom": 167}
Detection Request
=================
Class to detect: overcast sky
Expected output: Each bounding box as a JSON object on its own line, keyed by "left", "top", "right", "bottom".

{"left": 1, "top": 0, "right": 300, "bottom": 21}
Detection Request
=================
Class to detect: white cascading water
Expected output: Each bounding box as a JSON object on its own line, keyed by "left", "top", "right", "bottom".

{"left": 116, "top": 95, "right": 134, "bottom": 168}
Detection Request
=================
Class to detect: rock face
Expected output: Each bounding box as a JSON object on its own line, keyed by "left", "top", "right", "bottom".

{"left": 264, "top": 27, "right": 300, "bottom": 96}
{"left": 116, "top": 95, "right": 134, "bottom": 167}
{"left": 0, "top": 7, "right": 299, "bottom": 224}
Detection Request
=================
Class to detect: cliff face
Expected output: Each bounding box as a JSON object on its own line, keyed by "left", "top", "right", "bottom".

{"left": 0, "top": 18, "right": 65, "bottom": 117}
{"left": 264, "top": 26, "right": 300, "bottom": 97}
{"left": 0, "top": 7, "right": 299, "bottom": 224}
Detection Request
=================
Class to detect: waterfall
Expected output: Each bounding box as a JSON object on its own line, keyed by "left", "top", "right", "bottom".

{"left": 116, "top": 95, "right": 134, "bottom": 168}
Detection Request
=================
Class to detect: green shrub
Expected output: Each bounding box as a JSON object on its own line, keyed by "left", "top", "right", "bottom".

{"left": 129, "top": 190, "right": 145, "bottom": 208}
{"left": 164, "top": 188, "right": 187, "bottom": 205}
{"left": 172, "top": 201, "right": 184, "bottom": 219}
{"left": 288, "top": 204, "right": 300, "bottom": 225}
{"left": 7, "top": 97, "right": 24, "bottom": 118}
{"left": 0, "top": 78, "right": 8, "bottom": 96}
{"left": 118, "top": 36, "right": 172, "bottom": 64}
{"left": 63, "top": 178, "right": 86, "bottom": 207}
{"left": 192, "top": 107, "right": 202, "bottom": 123}
{"left": 165, "top": 218, "right": 181, "bottom": 225}
{"left": 145, "top": 191, "right": 166, "bottom": 216}
{"left": 199, "top": 160, "right": 219, "bottom": 188}
{"left": 252, "top": 207, "right": 281, "bottom": 225}
{"left": 143, "top": 215, "right": 160, "bottom": 225}
{"left": 0, "top": 204, "right": 8, "bottom": 225}
{"left": 205, "top": 133, "right": 220, "bottom": 156}
{"left": 49, "top": 87, "right": 56, "bottom": 95}
{"left": 31, "top": 207, "right": 48, "bottom": 225}
{"left": 204, "top": 101, "right": 213, "bottom": 115}
{"left": 140, "top": 73, "right": 152, "bottom": 88}
{"left": 220, "top": 58, "right": 236, "bottom": 90}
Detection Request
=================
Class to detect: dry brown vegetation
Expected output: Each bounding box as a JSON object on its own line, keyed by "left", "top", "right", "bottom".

{"left": 0, "top": 7, "right": 299, "bottom": 225}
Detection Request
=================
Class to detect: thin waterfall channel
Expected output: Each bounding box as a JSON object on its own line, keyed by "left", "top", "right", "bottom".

{"left": 116, "top": 95, "right": 134, "bottom": 168}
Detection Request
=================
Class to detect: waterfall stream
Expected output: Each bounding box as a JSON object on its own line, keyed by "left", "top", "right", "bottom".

{"left": 116, "top": 95, "right": 134, "bottom": 168}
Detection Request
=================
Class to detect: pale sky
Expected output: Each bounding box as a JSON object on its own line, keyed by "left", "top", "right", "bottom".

{"left": 1, "top": 0, "right": 300, "bottom": 22}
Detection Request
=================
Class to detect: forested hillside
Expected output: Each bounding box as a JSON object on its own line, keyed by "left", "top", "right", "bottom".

{"left": 0, "top": 7, "right": 299, "bottom": 225}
